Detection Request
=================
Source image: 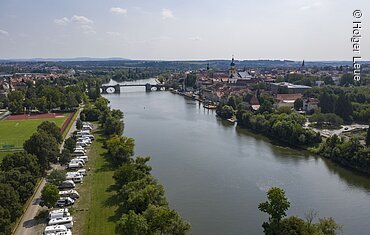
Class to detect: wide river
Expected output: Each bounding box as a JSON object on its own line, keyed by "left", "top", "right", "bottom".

{"left": 104, "top": 79, "right": 370, "bottom": 235}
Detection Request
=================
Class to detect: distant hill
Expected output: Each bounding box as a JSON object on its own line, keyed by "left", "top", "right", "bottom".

{"left": 0, "top": 57, "right": 131, "bottom": 62}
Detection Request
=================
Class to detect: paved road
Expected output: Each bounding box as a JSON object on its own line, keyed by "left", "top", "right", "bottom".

{"left": 13, "top": 108, "right": 81, "bottom": 235}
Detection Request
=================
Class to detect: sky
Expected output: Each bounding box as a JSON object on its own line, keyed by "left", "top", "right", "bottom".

{"left": 0, "top": 0, "right": 369, "bottom": 61}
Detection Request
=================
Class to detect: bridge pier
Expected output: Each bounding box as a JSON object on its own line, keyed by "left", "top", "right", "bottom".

{"left": 114, "top": 84, "right": 121, "bottom": 94}
{"left": 145, "top": 83, "right": 152, "bottom": 92}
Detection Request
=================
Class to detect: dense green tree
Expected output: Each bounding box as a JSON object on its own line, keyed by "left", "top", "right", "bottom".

{"left": 59, "top": 149, "right": 72, "bottom": 165}
{"left": 37, "top": 121, "right": 63, "bottom": 144}
{"left": 335, "top": 93, "right": 353, "bottom": 123}
{"left": 8, "top": 98, "right": 25, "bottom": 114}
{"left": 117, "top": 210, "right": 149, "bottom": 235}
{"left": 0, "top": 183, "right": 22, "bottom": 221}
{"left": 64, "top": 91, "right": 79, "bottom": 110}
{"left": 0, "top": 152, "right": 40, "bottom": 177}
{"left": 317, "top": 217, "right": 342, "bottom": 235}
{"left": 294, "top": 98, "right": 303, "bottom": 111}
{"left": 118, "top": 176, "right": 167, "bottom": 213}
{"left": 340, "top": 73, "right": 354, "bottom": 86}
{"left": 113, "top": 157, "right": 152, "bottom": 189}
{"left": 280, "top": 216, "right": 308, "bottom": 235}
{"left": 143, "top": 204, "right": 191, "bottom": 235}
{"left": 95, "top": 97, "right": 109, "bottom": 112}
{"left": 0, "top": 206, "right": 11, "bottom": 235}
{"left": 216, "top": 105, "right": 234, "bottom": 119}
{"left": 41, "top": 184, "right": 59, "bottom": 208}
{"left": 258, "top": 187, "right": 290, "bottom": 234}
{"left": 319, "top": 91, "right": 336, "bottom": 113}
{"left": 24, "top": 131, "right": 60, "bottom": 172}
{"left": 64, "top": 137, "right": 76, "bottom": 153}
{"left": 106, "top": 135, "right": 135, "bottom": 165}
{"left": 0, "top": 94, "right": 9, "bottom": 109}
{"left": 76, "top": 119, "right": 83, "bottom": 130}
{"left": 366, "top": 126, "right": 370, "bottom": 146}
{"left": 103, "top": 115, "right": 124, "bottom": 136}
{"left": 47, "top": 170, "right": 66, "bottom": 187}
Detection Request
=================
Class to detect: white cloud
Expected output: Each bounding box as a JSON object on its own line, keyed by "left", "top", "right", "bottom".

{"left": 110, "top": 7, "right": 128, "bottom": 15}
{"left": 71, "top": 15, "right": 94, "bottom": 25}
{"left": 79, "top": 25, "right": 96, "bottom": 34}
{"left": 106, "top": 32, "right": 122, "bottom": 36}
{"left": 161, "top": 9, "right": 174, "bottom": 19}
{"left": 54, "top": 17, "right": 70, "bottom": 26}
{"left": 54, "top": 15, "right": 96, "bottom": 34}
{"left": 0, "top": 29, "right": 9, "bottom": 36}
{"left": 189, "top": 36, "right": 202, "bottom": 41}
{"left": 299, "top": 2, "right": 322, "bottom": 11}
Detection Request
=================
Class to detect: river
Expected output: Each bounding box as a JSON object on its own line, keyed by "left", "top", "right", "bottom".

{"left": 103, "top": 79, "right": 370, "bottom": 235}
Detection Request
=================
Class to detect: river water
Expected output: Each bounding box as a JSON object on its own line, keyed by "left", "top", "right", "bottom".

{"left": 103, "top": 79, "right": 370, "bottom": 235}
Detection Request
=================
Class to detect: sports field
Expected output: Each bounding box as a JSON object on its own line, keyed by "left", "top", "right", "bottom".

{"left": 0, "top": 114, "right": 68, "bottom": 150}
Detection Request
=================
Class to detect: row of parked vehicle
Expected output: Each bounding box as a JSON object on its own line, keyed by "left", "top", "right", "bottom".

{"left": 44, "top": 122, "right": 94, "bottom": 235}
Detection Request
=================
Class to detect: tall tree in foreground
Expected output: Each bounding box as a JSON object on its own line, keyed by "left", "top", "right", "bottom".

{"left": 258, "top": 187, "right": 290, "bottom": 234}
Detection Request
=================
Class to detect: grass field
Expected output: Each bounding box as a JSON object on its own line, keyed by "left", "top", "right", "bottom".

{"left": 72, "top": 130, "right": 118, "bottom": 235}
{"left": 0, "top": 115, "right": 68, "bottom": 150}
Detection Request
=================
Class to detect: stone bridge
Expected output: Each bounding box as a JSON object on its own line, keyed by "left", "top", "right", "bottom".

{"left": 100, "top": 83, "right": 169, "bottom": 94}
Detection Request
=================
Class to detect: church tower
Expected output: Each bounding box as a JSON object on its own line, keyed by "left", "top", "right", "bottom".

{"left": 229, "top": 56, "right": 237, "bottom": 77}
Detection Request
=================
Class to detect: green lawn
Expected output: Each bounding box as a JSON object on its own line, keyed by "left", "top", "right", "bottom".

{"left": 72, "top": 131, "right": 118, "bottom": 235}
{"left": 0, "top": 116, "right": 68, "bottom": 150}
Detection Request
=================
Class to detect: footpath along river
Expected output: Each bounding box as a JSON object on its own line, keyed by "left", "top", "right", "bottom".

{"left": 104, "top": 79, "right": 370, "bottom": 235}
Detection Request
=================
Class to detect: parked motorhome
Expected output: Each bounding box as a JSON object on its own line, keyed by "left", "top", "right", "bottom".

{"left": 49, "top": 209, "right": 70, "bottom": 220}
{"left": 59, "top": 189, "right": 80, "bottom": 199}
{"left": 48, "top": 216, "right": 74, "bottom": 229}
{"left": 44, "top": 225, "right": 69, "bottom": 235}
{"left": 65, "top": 175, "right": 83, "bottom": 183}
{"left": 59, "top": 180, "right": 75, "bottom": 189}
{"left": 56, "top": 197, "right": 75, "bottom": 207}
{"left": 68, "top": 162, "right": 83, "bottom": 170}
{"left": 77, "top": 169, "right": 87, "bottom": 176}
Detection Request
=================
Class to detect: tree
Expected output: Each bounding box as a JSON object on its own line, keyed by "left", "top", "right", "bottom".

{"left": 258, "top": 187, "right": 290, "bottom": 234}
{"left": 95, "top": 97, "right": 109, "bottom": 112}
{"left": 0, "top": 183, "right": 22, "bottom": 221}
{"left": 0, "top": 206, "right": 11, "bottom": 235}
{"left": 64, "top": 137, "right": 76, "bottom": 153}
{"left": 280, "top": 216, "right": 307, "bottom": 235}
{"left": 37, "top": 121, "right": 63, "bottom": 144}
{"left": 24, "top": 131, "right": 60, "bottom": 172}
{"left": 7, "top": 90, "right": 24, "bottom": 114}
{"left": 103, "top": 115, "right": 124, "bottom": 136}
{"left": 117, "top": 210, "right": 149, "bottom": 235}
{"left": 76, "top": 119, "right": 83, "bottom": 130}
{"left": 47, "top": 170, "right": 66, "bottom": 187}
{"left": 143, "top": 204, "right": 191, "bottom": 235}
{"left": 113, "top": 157, "right": 152, "bottom": 189}
{"left": 317, "top": 217, "right": 342, "bottom": 235}
{"left": 216, "top": 105, "right": 234, "bottom": 119}
{"left": 0, "top": 152, "right": 41, "bottom": 177}
{"left": 319, "top": 91, "right": 336, "bottom": 113}
{"left": 59, "top": 149, "right": 72, "bottom": 165}
{"left": 366, "top": 126, "right": 370, "bottom": 146}
{"left": 41, "top": 184, "right": 59, "bottom": 208}
{"left": 335, "top": 93, "right": 353, "bottom": 123}
{"left": 294, "top": 98, "right": 303, "bottom": 111}
{"left": 106, "top": 135, "right": 135, "bottom": 165}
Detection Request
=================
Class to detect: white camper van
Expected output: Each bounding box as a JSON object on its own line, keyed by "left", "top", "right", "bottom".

{"left": 49, "top": 208, "right": 70, "bottom": 220}
{"left": 59, "top": 189, "right": 80, "bottom": 199}
{"left": 48, "top": 216, "right": 74, "bottom": 229}
{"left": 44, "top": 225, "right": 69, "bottom": 235}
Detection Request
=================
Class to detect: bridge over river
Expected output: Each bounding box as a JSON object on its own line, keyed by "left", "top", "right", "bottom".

{"left": 100, "top": 83, "right": 169, "bottom": 94}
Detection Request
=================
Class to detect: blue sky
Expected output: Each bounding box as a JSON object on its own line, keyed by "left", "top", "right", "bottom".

{"left": 0, "top": 0, "right": 369, "bottom": 60}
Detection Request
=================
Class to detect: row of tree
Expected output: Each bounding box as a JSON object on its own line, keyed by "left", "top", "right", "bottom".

{"left": 315, "top": 134, "right": 370, "bottom": 174}
{"left": 107, "top": 138, "right": 191, "bottom": 234}
{"left": 90, "top": 97, "right": 191, "bottom": 234}
{"left": 259, "top": 187, "right": 342, "bottom": 235}
{"left": 236, "top": 110, "right": 321, "bottom": 146}
{"left": 0, "top": 80, "right": 85, "bottom": 114}
{"left": 0, "top": 121, "right": 63, "bottom": 234}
